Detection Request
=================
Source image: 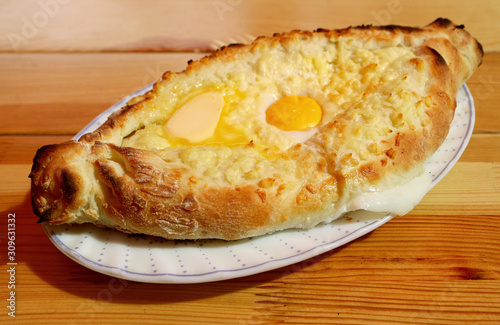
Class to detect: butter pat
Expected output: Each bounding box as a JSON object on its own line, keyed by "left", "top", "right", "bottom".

{"left": 164, "top": 92, "right": 224, "bottom": 143}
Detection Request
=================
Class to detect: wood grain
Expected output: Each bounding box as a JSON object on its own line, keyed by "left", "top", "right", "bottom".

{"left": 0, "top": 162, "right": 500, "bottom": 281}
{"left": 2, "top": 183, "right": 500, "bottom": 324}
{"left": 0, "top": 52, "right": 204, "bottom": 135}
{"left": 1, "top": 1, "right": 499, "bottom": 323}
{"left": 2, "top": 164, "right": 500, "bottom": 323}
{"left": 1, "top": 52, "right": 499, "bottom": 135}
{"left": 0, "top": 135, "right": 70, "bottom": 164}
{"left": 413, "top": 162, "right": 500, "bottom": 215}
{"left": 1, "top": 0, "right": 499, "bottom": 52}
{"left": 467, "top": 54, "right": 500, "bottom": 133}
{"left": 9, "top": 280, "right": 500, "bottom": 324}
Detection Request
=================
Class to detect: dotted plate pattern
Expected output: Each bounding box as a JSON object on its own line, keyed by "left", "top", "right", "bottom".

{"left": 43, "top": 84, "right": 475, "bottom": 283}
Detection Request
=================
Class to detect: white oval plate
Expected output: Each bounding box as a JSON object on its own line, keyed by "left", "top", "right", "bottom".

{"left": 43, "top": 84, "right": 475, "bottom": 283}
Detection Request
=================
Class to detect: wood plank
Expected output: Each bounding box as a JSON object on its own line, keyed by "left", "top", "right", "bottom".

{"left": 3, "top": 183, "right": 500, "bottom": 322}
{"left": 413, "top": 162, "right": 500, "bottom": 216}
{"left": 0, "top": 52, "right": 204, "bottom": 135}
{"left": 1, "top": 0, "right": 499, "bottom": 52}
{"left": 3, "top": 163, "right": 499, "bottom": 323}
{"left": 466, "top": 54, "right": 500, "bottom": 133}
{"left": 4, "top": 164, "right": 500, "bottom": 278}
{"left": 2, "top": 1, "right": 499, "bottom": 323}
{"left": 0, "top": 135, "right": 70, "bottom": 164}
{"left": 6, "top": 279, "right": 499, "bottom": 324}
{"left": 0, "top": 52, "right": 498, "bottom": 135}
{"left": 460, "top": 134, "right": 500, "bottom": 163}
{"left": 2, "top": 208, "right": 500, "bottom": 324}
{"left": 251, "top": 281, "right": 500, "bottom": 324}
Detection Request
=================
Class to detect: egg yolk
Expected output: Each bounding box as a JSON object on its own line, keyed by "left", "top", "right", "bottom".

{"left": 266, "top": 95, "right": 322, "bottom": 131}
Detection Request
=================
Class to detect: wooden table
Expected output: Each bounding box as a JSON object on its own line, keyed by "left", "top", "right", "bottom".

{"left": 1, "top": 0, "right": 499, "bottom": 323}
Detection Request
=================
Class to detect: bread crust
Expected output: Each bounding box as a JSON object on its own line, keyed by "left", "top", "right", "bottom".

{"left": 30, "top": 18, "right": 483, "bottom": 240}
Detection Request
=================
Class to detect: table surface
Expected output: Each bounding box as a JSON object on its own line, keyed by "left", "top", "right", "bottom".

{"left": 1, "top": 0, "right": 500, "bottom": 324}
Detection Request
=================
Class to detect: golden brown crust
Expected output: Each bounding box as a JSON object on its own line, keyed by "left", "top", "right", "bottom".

{"left": 30, "top": 18, "right": 483, "bottom": 240}
{"left": 31, "top": 141, "right": 90, "bottom": 224}
{"left": 81, "top": 19, "right": 483, "bottom": 146}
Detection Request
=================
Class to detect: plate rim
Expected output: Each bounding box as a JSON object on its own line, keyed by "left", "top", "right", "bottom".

{"left": 42, "top": 84, "right": 475, "bottom": 284}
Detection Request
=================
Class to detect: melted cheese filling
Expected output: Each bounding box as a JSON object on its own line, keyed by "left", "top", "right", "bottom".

{"left": 118, "top": 37, "right": 433, "bottom": 220}
{"left": 121, "top": 41, "right": 427, "bottom": 156}
{"left": 347, "top": 169, "right": 432, "bottom": 216}
{"left": 317, "top": 168, "right": 432, "bottom": 224}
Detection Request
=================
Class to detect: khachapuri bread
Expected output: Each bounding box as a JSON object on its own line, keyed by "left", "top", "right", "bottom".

{"left": 30, "top": 19, "right": 483, "bottom": 240}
